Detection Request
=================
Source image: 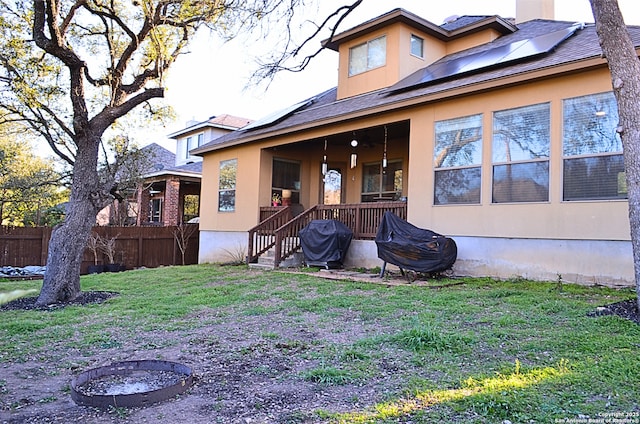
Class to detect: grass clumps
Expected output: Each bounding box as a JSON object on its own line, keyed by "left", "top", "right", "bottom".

{"left": 302, "top": 366, "right": 357, "bottom": 385}
{"left": 392, "top": 326, "right": 470, "bottom": 353}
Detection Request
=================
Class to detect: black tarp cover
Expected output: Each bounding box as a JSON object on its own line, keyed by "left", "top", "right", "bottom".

{"left": 375, "top": 212, "right": 457, "bottom": 273}
{"left": 299, "top": 220, "right": 353, "bottom": 268}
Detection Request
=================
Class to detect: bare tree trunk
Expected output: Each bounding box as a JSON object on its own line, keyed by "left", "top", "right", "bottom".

{"left": 36, "top": 138, "right": 102, "bottom": 305}
{"left": 589, "top": 0, "right": 640, "bottom": 309}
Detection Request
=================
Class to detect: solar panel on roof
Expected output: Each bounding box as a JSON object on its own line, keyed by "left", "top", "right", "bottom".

{"left": 242, "top": 99, "right": 312, "bottom": 131}
{"left": 389, "top": 24, "right": 583, "bottom": 94}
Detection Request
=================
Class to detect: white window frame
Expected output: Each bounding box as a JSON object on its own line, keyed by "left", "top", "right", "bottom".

{"left": 348, "top": 35, "right": 387, "bottom": 76}
{"left": 410, "top": 34, "right": 424, "bottom": 58}
{"left": 491, "top": 102, "right": 551, "bottom": 204}
{"left": 218, "top": 159, "right": 237, "bottom": 212}
{"left": 186, "top": 133, "right": 203, "bottom": 159}
{"left": 562, "top": 92, "right": 625, "bottom": 201}
{"left": 433, "top": 114, "right": 483, "bottom": 205}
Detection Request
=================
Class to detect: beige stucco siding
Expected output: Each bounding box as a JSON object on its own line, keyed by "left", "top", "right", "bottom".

{"left": 406, "top": 66, "right": 630, "bottom": 241}
{"left": 445, "top": 28, "right": 502, "bottom": 54}
{"left": 337, "top": 23, "right": 449, "bottom": 99}
{"left": 200, "top": 144, "right": 262, "bottom": 231}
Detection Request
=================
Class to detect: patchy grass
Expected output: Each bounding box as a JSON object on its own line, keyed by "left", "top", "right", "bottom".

{"left": 0, "top": 265, "right": 639, "bottom": 423}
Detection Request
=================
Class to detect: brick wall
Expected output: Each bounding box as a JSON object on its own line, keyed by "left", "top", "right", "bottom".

{"left": 163, "top": 176, "right": 181, "bottom": 226}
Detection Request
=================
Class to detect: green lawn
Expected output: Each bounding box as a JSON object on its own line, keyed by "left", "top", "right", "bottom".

{"left": 1, "top": 265, "right": 638, "bottom": 423}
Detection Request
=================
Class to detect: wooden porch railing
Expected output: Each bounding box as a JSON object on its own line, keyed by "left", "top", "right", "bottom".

{"left": 314, "top": 202, "right": 407, "bottom": 239}
{"left": 247, "top": 201, "right": 407, "bottom": 268}
{"left": 246, "top": 206, "right": 292, "bottom": 263}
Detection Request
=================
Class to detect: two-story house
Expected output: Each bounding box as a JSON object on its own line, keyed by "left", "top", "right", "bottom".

{"left": 134, "top": 114, "right": 252, "bottom": 226}
{"left": 191, "top": 2, "right": 640, "bottom": 286}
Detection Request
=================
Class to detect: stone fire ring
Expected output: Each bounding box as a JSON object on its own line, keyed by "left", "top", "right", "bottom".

{"left": 70, "top": 360, "right": 193, "bottom": 408}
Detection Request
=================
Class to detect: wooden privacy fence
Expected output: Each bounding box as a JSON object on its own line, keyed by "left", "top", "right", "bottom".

{"left": 0, "top": 225, "right": 199, "bottom": 274}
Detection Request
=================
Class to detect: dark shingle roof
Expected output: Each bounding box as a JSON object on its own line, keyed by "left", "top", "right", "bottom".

{"left": 141, "top": 143, "right": 175, "bottom": 172}
{"left": 441, "top": 15, "right": 497, "bottom": 31}
{"left": 194, "top": 19, "right": 640, "bottom": 155}
{"left": 141, "top": 143, "right": 202, "bottom": 176}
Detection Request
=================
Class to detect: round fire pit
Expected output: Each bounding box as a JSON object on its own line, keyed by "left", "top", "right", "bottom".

{"left": 70, "top": 360, "right": 193, "bottom": 408}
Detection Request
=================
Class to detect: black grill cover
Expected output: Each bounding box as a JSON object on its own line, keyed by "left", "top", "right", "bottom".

{"left": 375, "top": 212, "right": 457, "bottom": 273}
{"left": 299, "top": 220, "right": 353, "bottom": 268}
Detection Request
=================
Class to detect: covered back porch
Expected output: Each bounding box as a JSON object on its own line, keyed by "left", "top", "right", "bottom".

{"left": 248, "top": 119, "right": 410, "bottom": 267}
{"left": 247, "top": 202, "right": 407, "bottom": 268}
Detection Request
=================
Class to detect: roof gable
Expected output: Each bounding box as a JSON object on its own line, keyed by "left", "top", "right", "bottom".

{"left": 167, "top": 114, "right": 253, "bottom": 139}
{"left": 322, "top": 8, "right": 517, "bottom": 51}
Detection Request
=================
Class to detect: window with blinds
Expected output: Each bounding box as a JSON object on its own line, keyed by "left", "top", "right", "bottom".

{"left": 492, "top": 103, "right": 550, "bottom": 203}
{"left": 562, "top": 92, "right": 625, "bottom": 201}
{"left": 434, "top": 114, "right": 483, "bottom": 205}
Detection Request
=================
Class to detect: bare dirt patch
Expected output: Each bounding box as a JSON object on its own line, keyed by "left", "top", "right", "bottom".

{"left": 0, "top": 282, "right": 416, "bottom": 423}
{"left": 1, "top": 273, "right": 637, "bottom": 424}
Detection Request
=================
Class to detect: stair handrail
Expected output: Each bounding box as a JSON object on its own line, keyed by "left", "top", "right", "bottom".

{"left": 246, "top": 206, "right": 292, "bottom": 264}
{"left": 272, "top": 205, "right": 318, "bottom": 267}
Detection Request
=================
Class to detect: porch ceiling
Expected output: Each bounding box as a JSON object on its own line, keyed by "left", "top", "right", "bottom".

{"left": 271, "top": 120, "right": 410, "bottom": 149}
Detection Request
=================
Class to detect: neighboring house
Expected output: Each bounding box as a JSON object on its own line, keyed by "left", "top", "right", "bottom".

{"left": 192, "top": 1, "right": 640, "bottom": 286}
{"left": 132, "top": 142, "right": 203, "bottom": 226}
{"left": 138, "top": 114, "right": 252, "bottom": 226}
{"left": 101, "top": 114, "right": 252, "bottom": 226}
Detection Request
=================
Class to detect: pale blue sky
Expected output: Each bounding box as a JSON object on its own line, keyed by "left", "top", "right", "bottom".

{"left": 152, "top": 0, "right": 639, "bottom": 150}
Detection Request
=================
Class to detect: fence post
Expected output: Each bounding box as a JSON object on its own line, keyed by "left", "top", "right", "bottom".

{"left": 138, "top": 229, "right": 144, "bottom": 268}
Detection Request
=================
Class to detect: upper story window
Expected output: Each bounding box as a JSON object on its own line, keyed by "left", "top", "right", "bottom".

{"left": 410, "top": 34, "right": 424, "bottom": 58}
{"left": 492, "top": 103, "right": 550, "bottom": 203}
{"left": 349, "top": 36, "right": 387, "bottom": 76}
{"left": 434, "top": 114, "right": 483, "bottom": 205}
{"left": 186, "top": 133, "right": 204, "bottom": 159}
{"left": 562, "top": 92, "right": 625, "bottom": 201}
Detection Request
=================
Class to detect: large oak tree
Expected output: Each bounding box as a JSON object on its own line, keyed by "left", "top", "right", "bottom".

{"left": 589, "top": 0, "right": 640, "bottom": 309}
{"left": 0, "top": 0, "right": 361, "bottom": 305}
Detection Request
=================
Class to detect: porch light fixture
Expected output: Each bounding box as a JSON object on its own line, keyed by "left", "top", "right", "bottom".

{"left": 322, "top": 139, "right": 328, "bottom": 176}
{"left": 350, "top": 133, "right": 358, "bottom": 169}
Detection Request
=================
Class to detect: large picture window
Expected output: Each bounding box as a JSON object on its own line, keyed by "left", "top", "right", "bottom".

{"left": 492, "top": 103, "right": 550, "bottom": 203}
{"left": 361, "top": 160, "right": 403, "bottom": 202}
{"left": 272, "top": 159, "right": 300, "bottom": 204}
{"left": 218, "top": 159, "right": 237, "bottom": 212}
{"left": 349, "top": 36, "right": 386, "bottom": 76}
{"left": 563, "top": 92, "right": 625, "bottom": 200}
{"left": 434, "top": 114, "right": 482, "bottom": 205}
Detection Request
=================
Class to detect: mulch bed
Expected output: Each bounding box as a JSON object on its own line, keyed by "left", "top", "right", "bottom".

{"left": 0, "top": 291, "right": 119, "bottom": 311}
{"left": 587, "top": 298, "right": 640, "bottom": 324}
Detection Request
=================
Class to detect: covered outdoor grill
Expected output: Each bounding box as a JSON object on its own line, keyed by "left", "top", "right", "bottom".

{"left": 375, "top": 212, "right": 457, "bottom": 276}
{"left": 299, "top": 220, "right": 353, "bottom": 269}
